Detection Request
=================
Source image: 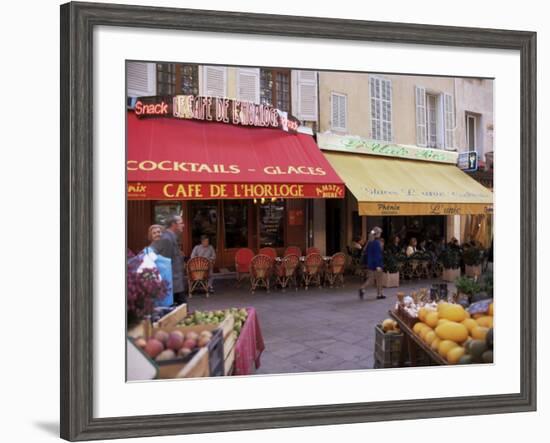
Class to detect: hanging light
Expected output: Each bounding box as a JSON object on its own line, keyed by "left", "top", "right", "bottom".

{"left": 271, "top": 197, "right": 276, "bottom": 203}
{"left": 253, "top": 198, "right": 257, "bottom": 204}
{"left": 261, "top": 198, "right": 266, "bottom": 204}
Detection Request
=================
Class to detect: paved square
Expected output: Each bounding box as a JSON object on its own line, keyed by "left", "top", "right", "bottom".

{"left": 188, "top": 276, "right": 455, "bottom": 375}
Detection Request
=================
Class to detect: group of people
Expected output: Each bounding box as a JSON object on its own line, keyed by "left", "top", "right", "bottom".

{"left": 139, "top": 214, "right": 217, "bottom": 306}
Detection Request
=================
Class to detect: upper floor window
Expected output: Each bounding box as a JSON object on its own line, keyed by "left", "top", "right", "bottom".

{"left": 260, "top": 69, "right": 291, "bottom": 113}
{"left": 156, "top": 63, "right": 199, "bottom": 96}
{"left": 415, "top": 86, "right": 455, "bottom": 149}
{"left": 466, "top": 112, "right": 481, "bottom": 151}
{"left": 370, "top": 76, "right": 392, "bottom": 142}
{"left": 331, "top": 92, "right": 347, "bottom": 131}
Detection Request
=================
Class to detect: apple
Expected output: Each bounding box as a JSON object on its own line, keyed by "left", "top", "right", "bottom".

{"left": 155, "top": 349, "right": 176, "bottom": 361}
{"left": 144, "top": 338, "right": 164, "bottom": 358}
{"left": 166, "top": 331, "right": 184, "bottom": 351}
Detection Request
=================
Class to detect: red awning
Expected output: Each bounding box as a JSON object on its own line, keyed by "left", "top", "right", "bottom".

{"left": 127, "top": 112, "right": 344, "bottom": 200}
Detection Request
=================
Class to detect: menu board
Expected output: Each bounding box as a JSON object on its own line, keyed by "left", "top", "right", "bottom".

{"left": 259, "top": 202, "right": 285, "bottom": 247}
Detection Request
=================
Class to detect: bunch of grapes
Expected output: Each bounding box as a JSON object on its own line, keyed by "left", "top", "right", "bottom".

{"left": 127, "top": 262, "right": 169, "bottom": 324}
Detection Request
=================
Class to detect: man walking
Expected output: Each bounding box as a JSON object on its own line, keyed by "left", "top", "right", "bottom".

{"left": 359, "top": 226, "right": 385, "bottom": 300}
{"left": 152, "top": 214, "right": 186, "bottom": 305}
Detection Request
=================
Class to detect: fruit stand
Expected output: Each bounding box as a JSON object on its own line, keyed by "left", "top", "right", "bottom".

{"left": 127, "top": 305, "right": 265, "bottom": 379}
{"left": 375, "top": 290, "right": 494, "bottom": 368}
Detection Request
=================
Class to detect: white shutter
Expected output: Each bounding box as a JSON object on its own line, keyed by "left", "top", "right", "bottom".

{"left": 202, "top": 66, "right": 227, "bottom": 97}
{"left": 296, "top": 70, "right": 318, "bottom": 121}
{"left": 237, "top": 68, "right": 260, "bottom": 103}
{"left": 370, "top": 77, "right": 392, "bottom": 142}
{"left": 415, "top": 86, "right": 427, "bottom": 146}
{"left": 127, "top": 62, "right": 156, "bottom": 97}
{"left": 444, "top": 93, "right": 456, "bottom": 149}
{"left": 331, "top": 92, "right": 347, "bottom": 131}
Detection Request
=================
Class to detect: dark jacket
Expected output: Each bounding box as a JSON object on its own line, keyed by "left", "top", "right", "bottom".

{"left": 361, "top": 239, "right": 384, "bottom": 271}
{"left": 152, "top": 230, "right": 184, "bottom": 293}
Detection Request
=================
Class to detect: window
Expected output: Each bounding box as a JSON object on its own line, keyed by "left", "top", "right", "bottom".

{"left": 223, "top": 201, "right": 248, "bottom": 249}
{"left": 370, "top": 77, "right": 392, "bottom": 142}
{"left": 153, "top": 202, "right": 182, "bottom": 226}
{"left": 259, "top": 201, "right": 285, "bottom": 248}
{"left": 189, "top": 202, "right": 218, "bottom": 249}
{"left": 415, "top": 86, "right": 455, "bottom": 149}
{"left": 426, "top": 94, "right": 438, "bottom": 148}
{"left": 202, "top": 66, "right": 227, "bottom": 97}
{"left": 260, "top": 69, "right": 291, "bottom": 113}
{"left": 466, "top": 113, "right": 478, "bottom": 150}
{"left": 331, "top": 92, "right": 347, "bottom": 131}
{"left": 237, "top": 68, "right": 260, "bottom": 103}
{"left": 156, "top": 63, "right": 199, "bottom": 96}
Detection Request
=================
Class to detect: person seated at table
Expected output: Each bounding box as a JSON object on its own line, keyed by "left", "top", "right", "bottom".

{"left": 406, "top": 237, "right": 418, "bottom": 257}
{"left": 190, "top": 235, "right": 216, "bottom": 293}
{"left": 388, "top": 235, "right": 402, "bottom": 254}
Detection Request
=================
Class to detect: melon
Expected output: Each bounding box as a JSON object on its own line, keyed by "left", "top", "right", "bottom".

{"left": 382, "top": 318, "right": 396, "bottom": 332}
{"left": 437, "top": 318, "right": 450, "bottom": 326}
{"left": 420, "top": 326, "right": 434, "bottom": 341}
{"left": 471, "top": 326, "right": 489, "bottom": 341}
{"left": 425, "top": 311, "right": 439, "bottom": 328}
{"left": 469, "top": 340, "right": 488, "bottom": 362}
{"left": 439, "top": 304, "right": 467, "bottom": 322}
{"left": 424, "top": 330, "right": 437, "bottom": 345}
{"left": 435, "top": 321, "right": 469, "bottom": 343}
{"left": 438, "top": 340, "right": 459, "bottom": 358}
{"left": 431, "top": 337, "right": 441, "bottom": 351}
{"left": 461, "top": 318, "right": 479, "bottom": 334}
{"left": 413, "top": 322, "right": 428, "bottom": 334}
{"left": 447, "top": 346, "right": 466, "bottom": 364}
{"left": 476, "top": 316, "right": 494, "bottom": 328}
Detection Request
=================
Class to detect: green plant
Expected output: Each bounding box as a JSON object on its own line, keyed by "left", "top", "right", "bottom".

{"left": 383, "top": 251, "right": 399, "bottom": 273}
{"left": 455, "top": 276, "right": 482, "bottom": 296}
{"left": 463, "top": 246, "right": 483, "bottom": 266}
{"left": 438, "top": 248, "right": 461, "bottom": 269}
{"left": 481, "top": 271, "right": 493, "bottom": 297}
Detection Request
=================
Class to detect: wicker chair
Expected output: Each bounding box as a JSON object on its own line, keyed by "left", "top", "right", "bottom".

{"left": 306, "top": 247, "right": 321, "bottom": 256}
{"left": 284, "top": 246, "right": 302, "bottom": 257}
{"left": 302, "top": 253, "right": 324, "bottom": 290}
{"left": 186, "top": 256, "right": 211, "bottom": 298}
{"left": 259, "top": 247, "right": 277, "bottom": 260}
{"left": 324, "top": 252, "right": 346, "bottom": 288}
{"left": 249, "top": 254, "right": 274, "bottom": 293}
{"left": 235, "top": 248, "right": 254, "bottom": 287}
{"left": 275, "top": 254, "right": 300, "bottom": 291}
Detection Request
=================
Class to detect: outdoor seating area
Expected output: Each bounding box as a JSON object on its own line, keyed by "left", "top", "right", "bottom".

{"left": 234, "top": 247, "right": 349, "bottom": 293}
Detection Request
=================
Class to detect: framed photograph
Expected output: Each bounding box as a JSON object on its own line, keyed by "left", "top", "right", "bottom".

{"left": 60, "top": 1, "right": 536, "bottom": 441}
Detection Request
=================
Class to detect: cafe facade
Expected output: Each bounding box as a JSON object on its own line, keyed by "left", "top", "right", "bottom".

{"left": 126, "top": 94, "right": 345, "bottom": 271}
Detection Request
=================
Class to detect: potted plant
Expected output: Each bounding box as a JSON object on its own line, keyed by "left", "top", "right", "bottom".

{"left": 463, "top": 246, "right": 483, "bottom": 277}
{"left": 438, "top": 247, "right": 461, "bottom": 282}
{"left": 382, "top": 251, "right": 400, "bottom": 288}
{"left": 454, "top": 276, "right": 482, "bottom": 304}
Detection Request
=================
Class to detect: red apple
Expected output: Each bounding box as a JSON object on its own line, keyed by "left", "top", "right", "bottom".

{"left": 166, "top": 332, "right": 184, "bottom": 351}
{"left": 153, "top": 330, "right": 169, "bottom": 345}
{"left": 183, "top": 338, "right": 197, "bottom": 349}
{"left": 144, "top": 338, "right": 164, "bottom": 358}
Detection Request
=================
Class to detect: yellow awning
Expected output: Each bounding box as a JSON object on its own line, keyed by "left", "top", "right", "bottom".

{"left": 324, "top": 152, "right": 493, "bottom": 216}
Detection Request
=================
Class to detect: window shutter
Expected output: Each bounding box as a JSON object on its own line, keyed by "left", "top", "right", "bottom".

{"left": 415, "top": 86, "right": 427, "bottom": 146}
{"left": 202, "top": 66, "right": 227, "bottom": 97}
{"left": 296, "top": 70, "right": 318, "bottom": 121}
{"left": 444, "top": 93, "right": 456, "bottom": 149}
{"left": 237, "top": 68, "right": 260, "bottom": 103}
{"left": 127, "top": 62, "right": 156, "bottom": 97}
{"left": 370, "top": 77, "right": 392, "bottom": 142}
{"left": 331, "top": 93, "right": 347, "bottom": 131}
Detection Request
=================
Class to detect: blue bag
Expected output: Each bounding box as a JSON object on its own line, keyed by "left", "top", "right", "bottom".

{"left": 140, "top": 247, "right": 174, "bottom": 307}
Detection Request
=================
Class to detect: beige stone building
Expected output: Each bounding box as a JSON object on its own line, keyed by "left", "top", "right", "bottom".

{"left": 314, "top": 71, "right": 494, "bottom": 254}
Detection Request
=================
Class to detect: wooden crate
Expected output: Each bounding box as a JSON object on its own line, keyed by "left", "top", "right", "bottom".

{"left": 223, "top": 331, "right": 238, "bottom": 376}
{"left": 176, "top": 347, "right": 210, "bottom": 378}
{"left": 374, "top": 324, "right": 404, "bottom": 368}
{"left": 155, "top": 304, "right": 188, "bottom": 328}
{"left": 153, "top": 314, "right": 234, "bottom": 337}
{"left": 442, "top": 267, "right": 461, "bottom": 282}
{"left": 382, "top": 272, "right": 399, "bottom": 288}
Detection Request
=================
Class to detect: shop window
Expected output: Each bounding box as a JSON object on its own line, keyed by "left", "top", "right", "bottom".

{"left": 260, "top": 69, "right": 291, "bottom": 113}
{"left": 259, "top": 201, "right": 285, "bottom": 248}
{"left": 189, "top": 202, "right": 218, "bottom": 249}
{"left": 224, "top": 201, "right": 248, "bottom": 249}
{"left": 156, "top": 63, "right": 199, "bottom": 96}
{"left": 153, "top": 202, "right": 182, "bottom": 226}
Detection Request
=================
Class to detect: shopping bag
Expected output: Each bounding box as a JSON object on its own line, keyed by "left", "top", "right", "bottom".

{"left": 142, "top": 247, "right": 173, "bottom": 307}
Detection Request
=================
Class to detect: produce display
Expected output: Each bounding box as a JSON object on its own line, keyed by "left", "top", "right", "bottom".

{"left": 177, "top": 308, "right": 249, "bottom": 336}
{"left": 391, "top": 296, "right": 494, "bottom": 365}
{"left": 134, "top": 329, "right": 214, "bottom": 363}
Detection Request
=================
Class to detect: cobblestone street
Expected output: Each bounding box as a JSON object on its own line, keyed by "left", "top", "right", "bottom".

{"left": 188, "top": 276, "right": 455, "bottom": 375}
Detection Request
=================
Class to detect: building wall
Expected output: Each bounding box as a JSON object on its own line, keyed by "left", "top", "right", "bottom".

{"left": 453, "top": 78, "right": 494, "bottom": 158}
{"left": 318, "top": 72, "right": 455, "bottom": 146}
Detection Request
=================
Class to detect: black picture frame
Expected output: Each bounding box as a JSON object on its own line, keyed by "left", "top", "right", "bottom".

{"left": 60, "top": 2, "right": 537, "bottom": 441}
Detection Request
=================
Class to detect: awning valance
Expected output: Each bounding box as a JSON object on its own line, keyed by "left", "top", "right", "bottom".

{"left": 127, "top": 112, "right": 345, "bottom": 200}
{"left": 324, "top": 152, "right": 493, "bottom": 216}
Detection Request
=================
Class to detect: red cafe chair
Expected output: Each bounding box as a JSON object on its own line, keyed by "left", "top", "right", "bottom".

{"left": 275, "top": 254, "right": 300, "bottom": 291}
{"left": 249, "top": 254, "right": 274, "bottom": 294}
{"left": 259, "top": 247, "right": 277, "bottom": 260}
{"left": 235, "top": 248, "right": 254, "bottom": 287}
{"left": 306, "top": 247, "right": 321, "bottom": 256}
{"left": 187, "top": 256, "right": 211, "bottom": 298}
{"left": 284, "top": 246, "right": 302, "bottom": 258}
{"left": 324, "top": 252, "right": 347, "bottom": 288}
{"left": 302, "top": 253, "right": 324, "bottom": 290}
